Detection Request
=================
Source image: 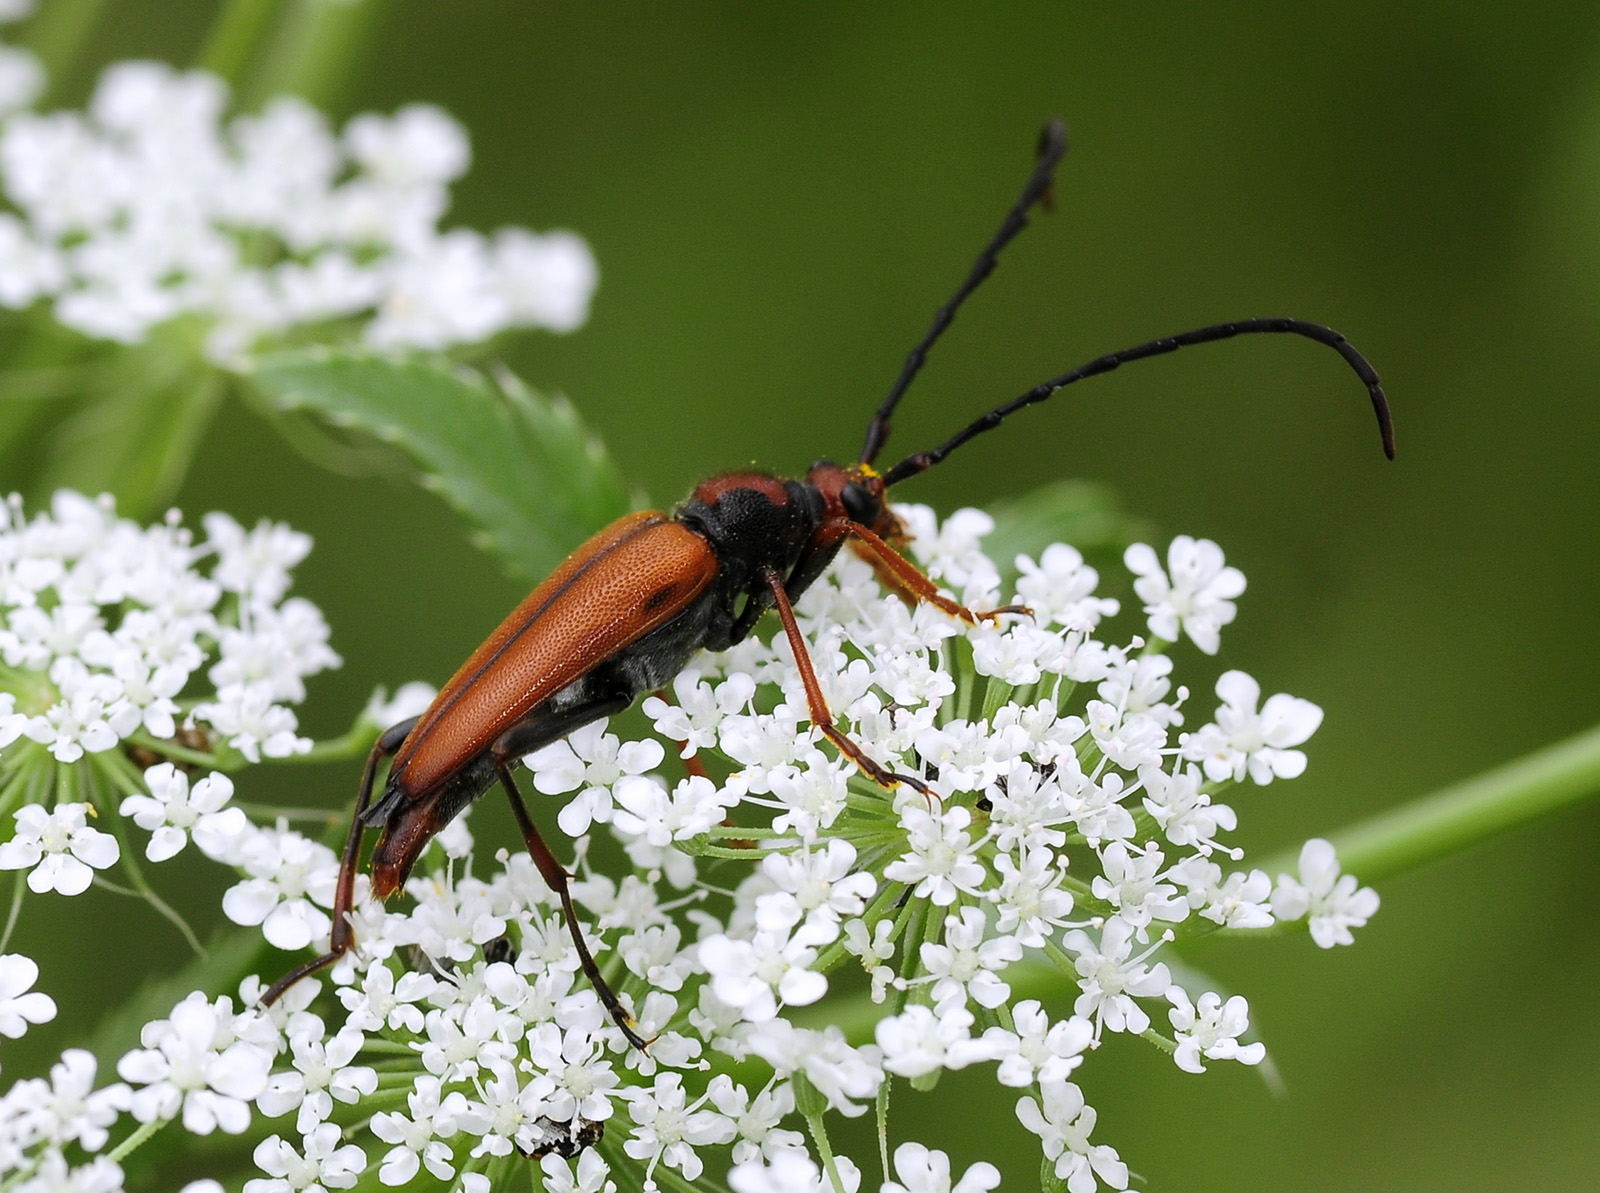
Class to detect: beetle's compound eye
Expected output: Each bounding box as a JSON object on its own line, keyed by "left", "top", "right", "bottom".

{"left": 841, "top": 481, "right": 878, "bottom": 525}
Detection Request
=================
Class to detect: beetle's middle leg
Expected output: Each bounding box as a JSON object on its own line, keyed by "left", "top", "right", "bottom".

{"left": 491, "top": 695, "right": 651, "bottom": 1051}
{"left": 760, "top": 568, "right": 933, "bottom": 798}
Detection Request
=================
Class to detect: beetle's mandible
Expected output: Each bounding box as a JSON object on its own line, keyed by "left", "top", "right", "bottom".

{"left": 263, "top": 120, "right": 1394, "bottom": 1049}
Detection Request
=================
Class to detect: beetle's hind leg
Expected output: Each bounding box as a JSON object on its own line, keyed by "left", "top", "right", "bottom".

{"left": 492, "top": 696, "right": 651, "bottom": 1051}
{"left": 261, "top": 715, "right": 419, "bottom": 1007}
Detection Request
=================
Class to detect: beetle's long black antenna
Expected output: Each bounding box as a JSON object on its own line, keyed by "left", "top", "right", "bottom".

{"left": 859, "top": 118, "right": 1068, "bottom": 467}
{"left": 881, "top": 317, "right": 1395, "bottom": 486}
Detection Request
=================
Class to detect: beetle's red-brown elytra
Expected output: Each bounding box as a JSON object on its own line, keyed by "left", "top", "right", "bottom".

{"left": 388, "top": 513, "right": 717, "bottom": 802}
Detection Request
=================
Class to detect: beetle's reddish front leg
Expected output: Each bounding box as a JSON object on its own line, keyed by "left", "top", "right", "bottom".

{"left": 761, "top": 568, "right": 932, "bottom": 798}
{"left": 841, "top": 522, "right": 1032, "bottom": 624}
{"left": 262, "top": 715, "right": 419, "bottom": 1007}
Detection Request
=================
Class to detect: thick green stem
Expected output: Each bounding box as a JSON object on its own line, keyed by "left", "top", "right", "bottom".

{"left": 1262, "top": 723, "right": 1600, "bottom": 882}
{"left": 195, "top": 0, "right": 284, "bottom": 86}
{"left": 241, "top": 0, "right": 390, "bottom": 110}
{"left": 21, "top": 0, "right": 111, "bottom": 100}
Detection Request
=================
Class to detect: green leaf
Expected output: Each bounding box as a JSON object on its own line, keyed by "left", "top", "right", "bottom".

{"left": 983, "top": 478, "right": 1151, "bottom": 587}
{"left": 248, "top": 349, "right": 634, "bottom": 584}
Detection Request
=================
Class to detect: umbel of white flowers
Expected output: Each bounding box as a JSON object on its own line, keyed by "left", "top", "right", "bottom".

{"left": 0, "top": 488, "right": 1379, "bottom": 1193}
{"left": 0, "top": 35, "right": 596, "bottom": 363}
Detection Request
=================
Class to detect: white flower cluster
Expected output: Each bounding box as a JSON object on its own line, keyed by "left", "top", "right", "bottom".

{"left": 139, "top": 504, "right": 1372, "bottom": 1193}
{"left": 0, "top": 51, "right": 596, "bottom": 362}
{"left": 0, "top": 491, "right": 338, "bottom": 891}
{"left": 0, "top": 984, "right": 279, "bottom": 1192}
{"left": 0, "top": 493, "right": 1380, "bottom": 1191}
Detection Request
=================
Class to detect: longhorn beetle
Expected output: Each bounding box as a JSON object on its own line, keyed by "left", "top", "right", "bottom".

{"left": 263, "top": 120, "right": 1394, "bottom": 1049}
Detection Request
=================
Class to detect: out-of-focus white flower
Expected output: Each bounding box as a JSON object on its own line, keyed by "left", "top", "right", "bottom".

{"left": 0, "top": 61, "right": 597, "bottom": 361}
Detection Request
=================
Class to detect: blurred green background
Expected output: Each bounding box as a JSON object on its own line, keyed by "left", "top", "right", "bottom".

{"left": 10, "top": 2, "right": 1600, "bottom": 1190}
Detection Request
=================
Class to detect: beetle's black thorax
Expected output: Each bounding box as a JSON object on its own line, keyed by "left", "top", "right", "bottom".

{"left": 676, "top": 472, "right": 826, "bottom": 589}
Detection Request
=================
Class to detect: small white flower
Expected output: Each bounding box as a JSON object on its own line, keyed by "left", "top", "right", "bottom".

{"left": 1014, "top": 542, "right": 1118, "bottom": 631}
{"left": 120, "top": 763, "right": 243, "bottom": 862}
{"left": 1089, "top": 841, "right": 1187, "bottom": 939}
{"left": 1182, "top": 670, "right": 1322, "bottom": 784}
{"left": 539, "top": 1150, "right": 617, "bottom": 1193}
{"left": 876, "top": 1004, "right": 1000, "bottom": 1078}
{"left": 245, "top": 1123, "right": 367, "bottom": 1193}
{"left": 883, "top": 803, "right": 987, "bottom": 907}
{"left": 1124, "top": 536, "right": 1245, "bottom": 654}
{"left": 742, "top": 1020, "right": 882, "bottom": 1118}
{"left": 365, "top": 680, "right": 437, "bottom": 730}
{"left": 257, "top": 1014, "right": 378, "bottom": 1133}
{"left": 1016, "top": 1079, "right": 1128, "bottom": 1193}
{"left": 370, "top": 1074, "right": 467, "bottom": 1185}
{"left": 344, "top": 104, "right": 470, "bottom": 187}
{"left": 25, "top": 1048, "right": 130, "bottom": 1150}
{"left": 918, "top": 906, "right": 1022, "bottom": 1010}
{"left": 700, "top": 923, "right": 830, "bottom": 1022}
{"left": 0, "top": 952, "right": 56, "bottom": 1037}
{"left": 527, "top": 718, "right": 665, "bottom": 836}
{"left": 1062, "top": 916, "right": 1172, "bottom": 1037}
{"left": 730, "top": 1149, "right": 860, "bottom": 1193}
{"left": 193, "top": 681, "right": 312, "bottom": 762}
{"left": 622, "top": 1071, "right": 735, "bottom": 1184}
{"left": 1166, "top": 988, "right": 1266, "bottom": 1073}
{"left": 221, "top": 826, "right": 339, "bottom": 951}
{"left": 1271, "top": 838, "right": 1380, "bottom": 947}
{"left": 0, "top": 802, "right": 119, "bottom": 895}
{"left": 642, "top": 669, "right": 754, "bottom": 759}
{"left": 526, "top": 1022, "right": 621, "bottom": 1126}
{"left": 336, "top": 961, "right": 436, "bottom": 1035}
{"left": 753, "top": 839, "right": 874, "bottom": 936}
{"left": 1199, "top": 868, "right": 1275, "bottom": 930}
{"left": 612, "top": 773, "right": 736, "bottom": 849}
{"left": 117, "top": 991, "right": 272, "bottom": 1135}
{"left": 882, "top": 1141, "right": 1001, "bottom": 1193}
{"left": 982, "top": 999, "right": 1094, "bottom": 1088}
